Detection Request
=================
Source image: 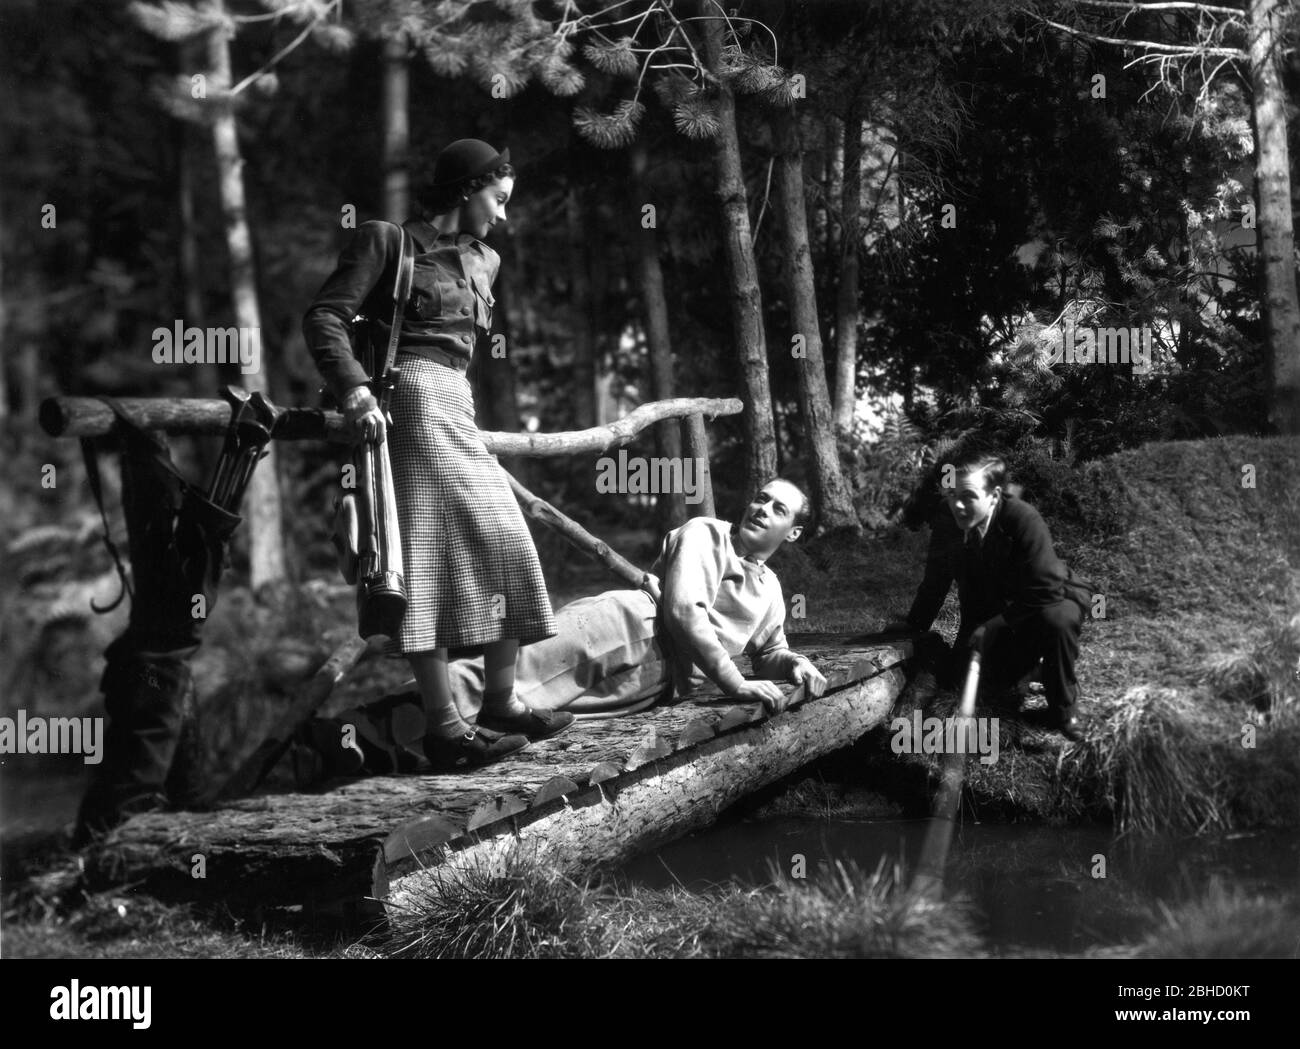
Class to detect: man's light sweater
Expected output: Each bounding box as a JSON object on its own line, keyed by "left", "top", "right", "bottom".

{"left": 653, "top": 517, "right": 802, "bottom": 696}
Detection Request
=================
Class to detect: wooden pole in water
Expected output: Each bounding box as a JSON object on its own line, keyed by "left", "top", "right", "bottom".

{"left": 911, "top": 649, "right": 981, "bottom": 901}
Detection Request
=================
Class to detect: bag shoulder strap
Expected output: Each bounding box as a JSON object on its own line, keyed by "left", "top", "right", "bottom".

{"left": 376, "top": 224, "right": 415, "bottom": 393}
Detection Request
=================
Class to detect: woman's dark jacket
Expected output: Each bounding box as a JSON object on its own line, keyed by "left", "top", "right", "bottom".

{"left": 302, "top": 218, "right": 499, "bottom": 405}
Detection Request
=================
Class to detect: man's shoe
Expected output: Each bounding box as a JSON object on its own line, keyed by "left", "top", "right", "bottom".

{"left": 423, "top": 726, "right": 529, "bottom": 772}
{"left": 300, "top": 718, "right": 366, "bottom": 778}
{"left": 477, "top": 706, "right": 575, "bottom": 742}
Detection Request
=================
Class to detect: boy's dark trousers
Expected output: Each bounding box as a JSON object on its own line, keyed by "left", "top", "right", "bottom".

{"left": 959, "top": 599, "right": 1084, "bottom": 717}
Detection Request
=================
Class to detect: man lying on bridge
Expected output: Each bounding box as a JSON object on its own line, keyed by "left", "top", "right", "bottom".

{"left": 298, "top": 478, "right": 829, "bottom": 777}
{"left": 885, "top": 450, "right": 1093, "bottom": 742}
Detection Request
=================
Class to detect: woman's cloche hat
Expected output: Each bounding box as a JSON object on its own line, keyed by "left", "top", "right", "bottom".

{"left": 431, "top": 138, "right": 511, "bottom": 189}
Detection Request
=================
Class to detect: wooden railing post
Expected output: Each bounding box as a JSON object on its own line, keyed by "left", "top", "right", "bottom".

{"left": 681, "top": 412, "right": 715, "bottom": 519}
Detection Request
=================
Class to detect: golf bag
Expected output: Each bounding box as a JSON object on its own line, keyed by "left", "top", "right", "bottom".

{"left": 76, "top": 399, "right": 243, "bottom": 840}
{"left": 331, "top": 223, "right": 415, "bottom": 640}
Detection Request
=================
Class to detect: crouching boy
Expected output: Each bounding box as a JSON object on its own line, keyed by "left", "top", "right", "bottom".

{"left": 887, "top": 452, "right": 1092, "bottom": 740}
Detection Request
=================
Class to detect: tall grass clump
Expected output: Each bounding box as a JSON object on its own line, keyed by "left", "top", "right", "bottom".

{"left": 380, "top": 847, "right": 597, "bottom": 959}
{"left": 374, "top": 849, "right": 986, "bottom": 959}
{"left": 676, "top": 859, "right": 983, "bottom": 959}
{"left": 1137, "top": 879, "right": 1300, "bottom": 959}
{"left": 1203, "top": 609, "right": 1300, "bottom": 716}
{"left": 1059, "top": 686, "right": 1229, "bottom": 834}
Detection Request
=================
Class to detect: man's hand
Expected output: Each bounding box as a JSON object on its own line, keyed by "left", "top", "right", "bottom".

{"left": 967, "top": 615, "right": 1007, "bottom": 654}
{"left": 343, "top": 385, "right": 387, "bottom": 444}
{"left": 791, "top": 657, "right": 826, "bottom": 698}
{"left": 733, "top": 679, "right": 788, "bottom": 714}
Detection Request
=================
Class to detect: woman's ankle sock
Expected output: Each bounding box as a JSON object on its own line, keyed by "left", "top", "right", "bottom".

{"left": 425, "top": 699, "right": 471, "bottom": 741}
{"left": 482, "top": 686, "right": 527, "bottom": 717}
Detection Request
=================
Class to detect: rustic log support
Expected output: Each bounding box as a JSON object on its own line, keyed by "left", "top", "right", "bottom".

{"left": 506, "top": 473, "right": 657, "bottom": 594}
{"left": 40, "top": 394, "right": 742, "bottom": 458}
{"left": 681, "top": 412, "right": 716, "bottom": 517}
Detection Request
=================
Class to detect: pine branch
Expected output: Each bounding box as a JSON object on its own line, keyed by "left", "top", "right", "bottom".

{"left": 573, "top": 98, "right": 646, "bottom": 148}
{"left": 1071, "top": 1, "right": 1246, "bottom": 18}
{"left": 1031, "top": 12, "right": 1246, "bottom": 57}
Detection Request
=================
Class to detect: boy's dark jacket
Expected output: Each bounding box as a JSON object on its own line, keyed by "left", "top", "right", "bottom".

{"left": 905, "top": 494, "right": 1092, "bottom": 641}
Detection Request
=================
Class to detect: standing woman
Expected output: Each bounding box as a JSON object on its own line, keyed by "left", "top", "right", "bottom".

{"left": 304, "top": 139, "right": 571, "bottom": 771}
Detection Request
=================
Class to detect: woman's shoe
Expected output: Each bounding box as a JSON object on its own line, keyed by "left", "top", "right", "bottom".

{"left": 477, "top": 706, "right": 575, "bottom": 741}
{"left": 423, "top": 725, "right": 529, "bottom": 772}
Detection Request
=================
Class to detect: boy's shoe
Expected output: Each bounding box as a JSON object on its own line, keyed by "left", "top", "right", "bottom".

{"left": 477, "top": 706, "right": 574, "bottom": 741}
{"left": 423, "top": 726, "right": 529, "bottom": 772}
{"left": 1051, "top": 709, "right": 1085, "bottom": 742}
{"left": 984, "top": 686, "right": 1026, "bottom": 714}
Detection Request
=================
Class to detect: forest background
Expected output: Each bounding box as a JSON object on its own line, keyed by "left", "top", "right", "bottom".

{"left": 3, "top": 0, "right": 1298, "bottom": 598}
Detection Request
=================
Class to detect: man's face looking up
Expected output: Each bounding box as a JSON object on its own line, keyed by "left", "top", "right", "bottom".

{"left": 945, "top": 467, "right": 1001, "bottom": 533}
{"left": 736, "top": 480, "right": 805, "bottom": 557}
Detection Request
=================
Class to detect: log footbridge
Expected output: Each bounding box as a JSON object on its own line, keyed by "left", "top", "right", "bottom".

{"left": 43, "top": 393, "right": 914, "bottom": 915}
{"left": 89, "top": 637, "right": 909, "bottom": 915}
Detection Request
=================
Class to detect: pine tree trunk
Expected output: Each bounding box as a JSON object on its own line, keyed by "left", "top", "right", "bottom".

{"left": 382, "top": 32, "right": 410, "bottom": 223}
{"left": 834, "top": 105, "right": 863, "bottom": 434}
{"left": 177, "top": 39, "right": 218, "bottom": 404}
{"left": 700, "top": 14, "right": 778, "bottom": 494}
{"left": 629, "top": 142, "right": 686, "bottom": 530}
{"left": 474, "top": 241, "right": 531, "bottom": 487}
{"left": 206, "top": 1, "right": 286, "bottom": 588}
{"left": 566, "top": 182, "right": 597, "bottom": 430}
{"left": 0, "top": 206, "right": 7, "bottom": 425}
{"left": 177, "top": 109, "right": 218, "bottom": 483}
{"left": 1249, "top": 0, "right": 1300, "bottom": 434}
{"left": 773, "top": 106, "right": 859, "bottom": 534}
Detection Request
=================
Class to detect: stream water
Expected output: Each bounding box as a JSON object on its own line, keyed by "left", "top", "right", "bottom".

{"left": 6, "top": 764, "right": 1297, "bottom": 956}
{"left": 619, "top": 816, "right": 1300, "bottom": 954}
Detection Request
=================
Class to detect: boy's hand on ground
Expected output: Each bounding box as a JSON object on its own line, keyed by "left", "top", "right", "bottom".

{"left": 734, "top": 679, "right": 788, "bottom": 713}
{"left": 791, "top": 658, "right": 826, "bottom": 698}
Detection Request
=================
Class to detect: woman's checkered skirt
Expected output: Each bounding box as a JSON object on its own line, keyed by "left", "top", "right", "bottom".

{"left": 385, "top": 355, "right": 556, "bottom": 654}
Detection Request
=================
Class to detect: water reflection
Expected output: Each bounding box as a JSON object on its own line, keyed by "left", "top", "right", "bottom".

{"left": 619, "top": 817, "right": 1300, "bottom": 953}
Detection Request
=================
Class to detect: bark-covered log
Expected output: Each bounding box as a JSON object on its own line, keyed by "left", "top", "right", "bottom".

{"left": 40, "top": 395, "right": 742, "bottom": 453}
{"left": 380, "top": 650, "right": 909, "bottom": 917}
{"left": 84, "top": 637, "right": 911, "bottom": 910}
